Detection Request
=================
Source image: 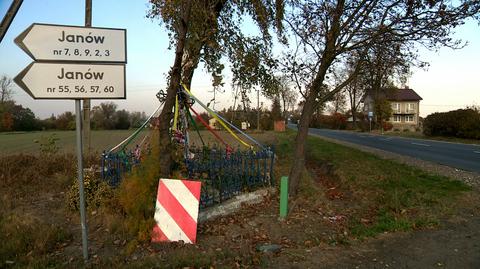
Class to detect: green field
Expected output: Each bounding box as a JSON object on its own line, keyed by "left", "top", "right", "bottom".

{"left": 0, "top": 129, "right": 151, "bottom": 155}
{"left": 0, "top": 129, "right": 277, "bottom": 156}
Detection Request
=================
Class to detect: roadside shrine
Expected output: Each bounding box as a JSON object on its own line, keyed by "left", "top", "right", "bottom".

{"left": 101, "top": 84, "right": 275, "bottom": 209}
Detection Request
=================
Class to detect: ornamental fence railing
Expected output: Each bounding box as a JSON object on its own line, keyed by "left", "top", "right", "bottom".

{"left": 185, "top": 145, "right": 275, "bottom": 209}
{"left": 101, "top": 145, "right": 275, "bottom": 209}
{"left": 101, "top": 151, "right": 139, "bottom": 187}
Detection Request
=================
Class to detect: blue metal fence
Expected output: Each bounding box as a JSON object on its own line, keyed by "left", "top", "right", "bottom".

{"left": 185, "top": 145, "right": 275, "bottom": 209}
{"left": 101, "top": 145, "right": 275, "bottom": 209}
{"left": 101, "top": 151, "right": 139, "bottom": 186}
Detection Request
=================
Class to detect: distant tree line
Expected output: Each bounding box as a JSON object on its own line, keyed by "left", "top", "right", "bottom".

{"left": 38, "top": 102, "right": 147, "bottom": 131}
{"left": 216, "top": 97, "right": 283, "bottom": 131}
{"left": 0, "top": 75, "right": 147, "bottom": 132}
{"left": 0, "top": 102, "right": 147, "bottom": 132}
{"left": 0, "top": 100, "right": 38, "bottom": 131}
{"left": 0, "top": 75, "right": 38, "bottom": 131}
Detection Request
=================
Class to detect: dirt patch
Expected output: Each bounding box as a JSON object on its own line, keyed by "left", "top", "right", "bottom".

{"left": 2, "top": 181, "right": 478, "bottom": 268}
{"left": 268, "top": 198, "right": 480, "bottom": 269}
{"left": 307, "top": 161, "right": 351, "bottom": 201}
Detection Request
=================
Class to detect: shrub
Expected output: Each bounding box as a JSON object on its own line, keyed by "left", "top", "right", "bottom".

{"left": 117, "top": 133, "right": 160, "bottom": 241}
{"left": 34, "top": 133, "right": 60, "bottom": 155}
{"left": 0, "top": 154, "right": 76, "bottom": 191}
{"left": 423, "top": 108, "right": 480, "bottom": 139}
{"left": 331, "top": 112, "right": 348, "bottom": 129}
{"left": 382, "top": 122, "right": 393, "bottom": 131}
{"left": 66, "top": 170, "right": 115, "bottom": 211}
{"left": 0, "top": 213, "right": 72, "bottom": 261}
{"left": 310, "top": 113, "right": 347, "bottom": 130}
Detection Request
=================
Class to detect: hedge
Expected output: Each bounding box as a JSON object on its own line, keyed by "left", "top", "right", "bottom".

{"left": 423, "top": 108, "right": 480, "bottom": 139}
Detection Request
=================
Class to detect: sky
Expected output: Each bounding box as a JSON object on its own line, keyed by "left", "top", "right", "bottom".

{"left": 0, "top": 0, "right": 479, "bottom": 119}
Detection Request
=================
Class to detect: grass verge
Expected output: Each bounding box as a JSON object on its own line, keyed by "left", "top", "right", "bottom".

{"left": 277, "top": 130, "right": 471, "bottom": 238}
{"left": 385, "top": 131, "right": 480, "bottom": 145}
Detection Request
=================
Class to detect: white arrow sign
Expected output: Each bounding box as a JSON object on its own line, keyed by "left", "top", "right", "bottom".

{"left": 15, "top": 23, "right": 127, "bottom": 63}
{"left": 14, "top": 62, "right": 126, "bottom": 99}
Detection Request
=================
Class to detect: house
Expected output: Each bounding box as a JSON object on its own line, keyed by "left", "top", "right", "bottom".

{"left": 241, "top": 121, "right": 250, "bottom": 130}
{"left": 363, "top": 88, "right": 423, "bottom": 131}
{"left": 209, "top": 118, "right": 219, "bottom": 130}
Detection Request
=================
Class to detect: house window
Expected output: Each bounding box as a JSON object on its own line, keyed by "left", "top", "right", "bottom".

{"left": 407, "top": 103, "right": 416, "bottom": 112}
{"left": 405, "top": 115, "right": 414, "bottom": 122}
{"left": 393, "top": 115, "right": 401, "bottom": 122}
{"left": 391, "top": 103, "right": 400, "bottom": 112}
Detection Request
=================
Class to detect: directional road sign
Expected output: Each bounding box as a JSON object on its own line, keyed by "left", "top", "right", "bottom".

{"left": 15, "top": 23, "right": 126, "bottom": 63}
{"left": 14, "top": 62, "right": 126, "bottom": 99}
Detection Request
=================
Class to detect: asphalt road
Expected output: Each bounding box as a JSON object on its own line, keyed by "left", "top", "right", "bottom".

{"left": 290, "top": 125, "right": 480, "bottom": 173}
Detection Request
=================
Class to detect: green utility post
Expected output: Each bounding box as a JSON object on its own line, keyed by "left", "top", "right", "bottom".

{"left": 279, "top": 176, "right": 288, "bottom": 219}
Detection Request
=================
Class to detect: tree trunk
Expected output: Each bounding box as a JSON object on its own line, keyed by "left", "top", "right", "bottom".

{"left": 352, "top": 109, "right": 357, "bottom": 128}
{"left": 288, "top": 60, "right": 331, "bottom": 194}
{"left": 287, "top": 87, "right": 315, "bottom": 194}
{"left": 349, "top": 89, "right": 357, "bottom": 129}
{"left": 288, "top": 0, "right": 345, "bottom": 195}
{"left": 181, "top": 45, "right": 202, "bottom": 89}
{"left": 182, "top": 0, "right": 225, "bottom": 89}
{"left": 158, "top": 2, "right": 192, "bottom": 178}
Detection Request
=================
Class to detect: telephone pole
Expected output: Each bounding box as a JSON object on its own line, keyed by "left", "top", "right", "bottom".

{"left": 257, "top": 88, "right": 260, "bottom": 131}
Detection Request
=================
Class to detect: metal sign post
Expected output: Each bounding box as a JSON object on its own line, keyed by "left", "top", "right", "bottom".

{"left": 75, "top": 99, "right": 89, "bottom": 262}
{"left": 80, "top": 2, "right": 91, "bottom": 261}
{"left": 13, "top": 5, "right": 127, "bottom": 262}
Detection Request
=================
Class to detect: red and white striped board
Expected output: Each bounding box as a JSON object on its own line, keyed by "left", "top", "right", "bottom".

{"left": 151, "top": 178, "right": 201, "bottom": 244}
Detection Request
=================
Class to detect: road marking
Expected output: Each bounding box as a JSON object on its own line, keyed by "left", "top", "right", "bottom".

{"left": 411, "top": 142, "right": 430, "bottom": 147}
{"left": 380, "top": 137, "right": 393, "bottom": 141}
{"left": 474, "top": 151, "right": 480, "bottom": 154}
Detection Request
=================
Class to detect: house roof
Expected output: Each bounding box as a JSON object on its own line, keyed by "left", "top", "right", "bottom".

{"left": 387, "top": 88, "right": 423, "bottom": 101}
{"left": 364, "top": 88, "right": 423, "bottom": 101}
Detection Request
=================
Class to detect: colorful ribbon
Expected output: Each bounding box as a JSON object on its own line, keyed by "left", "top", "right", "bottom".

{"left": 173, "top": 95, "right": 179, "bottom": 131}
{"left": 182, "top": 84, "right": 252, "bottom": 149}
{"left": 189, "top": 105, "right": 230, "bottom": 149}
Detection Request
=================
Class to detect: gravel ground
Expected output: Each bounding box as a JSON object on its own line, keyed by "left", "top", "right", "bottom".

{"left": 309, "top": 133, "right": 480, "bottom": 189}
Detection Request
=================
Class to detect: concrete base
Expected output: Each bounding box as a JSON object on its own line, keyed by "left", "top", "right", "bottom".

{"left": 198, "top": 187, "right": 275, "bottom": 223}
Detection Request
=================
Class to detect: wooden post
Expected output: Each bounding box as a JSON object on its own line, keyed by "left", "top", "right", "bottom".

{"left": 83, "top": 0, "right": 92, "bottom": 153}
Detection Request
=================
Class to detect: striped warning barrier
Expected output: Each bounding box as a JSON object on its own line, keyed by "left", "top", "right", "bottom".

{"left": 152, "top": 178, "right": 201, "bottom": 244}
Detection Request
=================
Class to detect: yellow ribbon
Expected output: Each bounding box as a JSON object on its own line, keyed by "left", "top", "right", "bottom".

{"left": 182, "top": 84, "right": 252, "bottom": 149}
{"left": 173, "top": 95, "right": 179, "bottom": 131}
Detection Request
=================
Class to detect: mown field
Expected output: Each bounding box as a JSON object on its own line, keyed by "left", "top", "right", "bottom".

{"left": 0, "top": 129, "right": 150, "bottom": 155}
